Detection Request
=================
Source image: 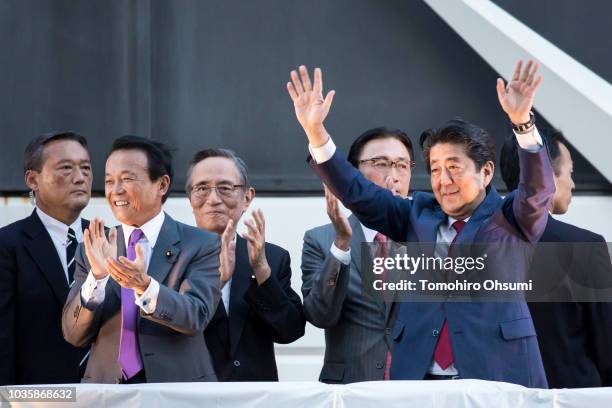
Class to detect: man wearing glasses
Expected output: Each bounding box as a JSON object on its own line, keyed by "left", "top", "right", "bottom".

{"left": 301, "top": 127, "right": 414, "bottom": 383}
{"left": 186, "top": 148, "right": 305, "bottom": 381}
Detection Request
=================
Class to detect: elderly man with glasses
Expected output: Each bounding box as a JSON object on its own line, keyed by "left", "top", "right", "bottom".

{"left": 186, "top": 148, "right": 305, "bottom": 381}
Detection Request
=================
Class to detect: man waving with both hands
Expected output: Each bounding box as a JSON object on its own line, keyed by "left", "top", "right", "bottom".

{"left": 287, "top": 61, "right": 554, "bottom": 387}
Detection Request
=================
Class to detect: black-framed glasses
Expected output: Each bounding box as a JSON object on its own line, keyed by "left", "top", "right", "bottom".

{"left": 190, "top": 184, "right": 244, "bottom": 199}
{"left": 359, "top": 157, "right": 415, "bottom": 174}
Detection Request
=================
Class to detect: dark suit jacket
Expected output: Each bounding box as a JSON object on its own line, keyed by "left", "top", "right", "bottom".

{"left": 62, "top": 213, "right": 221, "bottom": 383}
{"left": 529, "top": 216, "right": 612, "bottom": 388}
{"left": 0, "top": 210, "right": 88, "bottom": 385}
{"left": 310, "top": 145, "right": 554, "bottom": 388}
{"left": 301, "top": 215, "right": 397, "bottom": 383}
{"left": 204, "top": 236, "right": 305, "bottom": 381}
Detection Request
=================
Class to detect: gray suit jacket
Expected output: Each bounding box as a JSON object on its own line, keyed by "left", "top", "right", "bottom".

{"left": 62, "top": 213, "right": 221, "bottom": 383}
{"left": 301, "top": 215, "right": 397, "bottom": 383}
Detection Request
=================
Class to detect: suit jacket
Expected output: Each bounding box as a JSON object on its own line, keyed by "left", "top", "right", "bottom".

{"left": 301, "top": 215, "right": 397, "bottom": 383}
{"left": 0, "top": 210, "right": 88, "bottom": 385}
{"left": 204, "top": 236, "right": 305, "bottom": 381}
{"left": 529, "top": 216, "right": 612, "bottom": 388}
{"left": 62, "top": 213, "right": 221, "bottom": 383}
{"left": 310, "top": 145, "right": 554, "bottom": 388}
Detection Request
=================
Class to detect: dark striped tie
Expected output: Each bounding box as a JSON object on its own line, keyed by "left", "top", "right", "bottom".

{"left": 66, "top": 227, "right": 77, "bottom": 284}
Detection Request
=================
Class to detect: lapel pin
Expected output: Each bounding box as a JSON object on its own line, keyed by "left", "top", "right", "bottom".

{"left": 166, "top": 250, "right": 173, "bottom": 258}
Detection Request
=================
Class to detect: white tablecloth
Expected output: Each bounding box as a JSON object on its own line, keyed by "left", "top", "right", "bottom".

{"left": 2, "top": 380, "right": 611, "bottom": 407}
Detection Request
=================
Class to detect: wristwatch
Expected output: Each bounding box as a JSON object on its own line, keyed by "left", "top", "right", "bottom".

{"left": 511, "top": 111, "right": 535, "bottom": 134}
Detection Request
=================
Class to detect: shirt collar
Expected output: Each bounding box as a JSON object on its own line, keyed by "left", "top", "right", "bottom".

{"left": 36, "top": 207, "right": 83, "bottom": 240}
{"left": 360, "top": 223, "right": 378, "bottom": 242}
{"left": 122, "top": 210, "right": 165, "bottom": 248}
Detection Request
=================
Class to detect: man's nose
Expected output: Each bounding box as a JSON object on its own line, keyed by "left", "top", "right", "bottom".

{"left": 205, "top": 188, "right": 223, "bottom": 204}
{"left": 73, "top": 168, "right": 87, "bottom": 184}
{"left": 440, "top": 168, "right": 453, "bottom": 185}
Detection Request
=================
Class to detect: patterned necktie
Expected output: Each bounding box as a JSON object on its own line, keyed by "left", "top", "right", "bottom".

{"left": 374, "top": 232, "right": 393, "bottom": 380}
{"left": 66, "top": 227, "right": 77, "bottom": 284}
{"left": 118, "top": 228, "right": 145, "bottom": 379}
{"left": 433, "top": 220, "right": 466, "bottom": 370}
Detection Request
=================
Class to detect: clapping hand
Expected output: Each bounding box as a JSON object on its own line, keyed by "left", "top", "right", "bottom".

{"left": 219, "top": 219, "right": 238, "bottom": 288}
{"left": 324, "top": 185, "right": 352, "bottom": 251}
{"left": 83, "top": 218, "right": 117, "bottom": 280}
{"left": 107, "top": 244, "right": 150, "bottom": 296}
{"left": 242, "top": 209, "right": 271, "bottom": 285}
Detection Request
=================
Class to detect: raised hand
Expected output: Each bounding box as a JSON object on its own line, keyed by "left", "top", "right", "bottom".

{"left": 107, "top": 244, "right": 150, "bottom": 296}
{"left": 242, "top": 209, "right": 271, "bottom": 285}
{"left": 496, "top": 59, "right": 543, "bottom": 124}
{"left": 219, "top": 219, "right": 237, "bottom": 288}
{"left": 83, "top": 218, "right": 117, "bottom": 279}
{"left": 324, "top": 184, "right": 352, "bottom": 251}
{"left": 287, "top": 65, "right": 335, "bottom": 147}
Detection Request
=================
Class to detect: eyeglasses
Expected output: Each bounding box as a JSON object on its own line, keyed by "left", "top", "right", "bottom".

{"left": 359, "top": 157, "right": 415, "bottom": 175}
{"left": 190, "top": 184, "right": 244, "bottom": 199}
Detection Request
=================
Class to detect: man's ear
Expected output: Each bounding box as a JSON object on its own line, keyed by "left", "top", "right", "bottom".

{"left": 158, "top": 175, "right": 171, "bottom": 196}
{"left": 243, "top": 187, "right": 256, "bottom": 212}
{"left": 482, "top": 161, "right": 495, "bottom": 188}
{"left": 25, "top": 170, "right": 38, "bottom": 192}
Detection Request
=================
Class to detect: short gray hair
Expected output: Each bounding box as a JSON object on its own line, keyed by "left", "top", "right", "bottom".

{"left": 185, "top": 148, "right": 251, "bottom": 195}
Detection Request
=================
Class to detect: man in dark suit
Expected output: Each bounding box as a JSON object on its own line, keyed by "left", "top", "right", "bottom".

{"left": 186, "top": 148, "right": 305, "bottom": 381}
{"left": 286, "top": 61, "right": 553, "bottom": 387}
{"left": 301, "top": 127, "right": 414, "bottom": 383}
{"left": 500, "top": 130, "right": 612, "bottom": 387}
{"left": 0, "top": 132, "right": 92, "bottom": 385}
{"left": 62, "top": 136, "right": 221, "bottom": 383}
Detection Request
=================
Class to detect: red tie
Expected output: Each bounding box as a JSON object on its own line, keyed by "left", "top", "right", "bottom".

{"left": 374, "top": 233, "right": 393, "bottom": 380}
{"left": 433, "top": 220, "right": 466, "bottom": 370}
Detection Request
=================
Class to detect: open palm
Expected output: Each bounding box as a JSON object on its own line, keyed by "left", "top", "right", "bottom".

{"left": 496, "top": 60, "right": 542, "bottom": 124}
{"left": 287, "top": 66, "right": 335, "bottom": 134}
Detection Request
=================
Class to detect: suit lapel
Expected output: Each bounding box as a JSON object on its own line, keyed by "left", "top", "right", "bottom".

{"left": 417, "top": 206, "right": 445, "bottom": 248}
{"left": 228, "top": 236, "right": 252, "bottom": 355}
{"left": 455, "top": 187, "right": 502, "bottom": 246}
{"left": 348, "top": 214, "right": 365, "bottom": 278}
{"left": 81, "top": 219, "right": 90, "bottom": 234}
{"left": 22, "top": 210, "right": 69, "bottom": 304}
{"left": 146, "top": 213, "right": 181, "bottom": 285}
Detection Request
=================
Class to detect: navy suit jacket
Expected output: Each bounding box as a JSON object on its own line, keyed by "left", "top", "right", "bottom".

{"left": 0, "top": 210, "right": 88, "bottom": 385}
{"left": 310, "top": 144, "right": 554, "bottom": 388}
{"left": 529, "top": 216, "right": 612, "bottom": 388}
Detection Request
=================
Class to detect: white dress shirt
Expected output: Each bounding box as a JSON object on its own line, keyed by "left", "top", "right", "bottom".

{"left": 36, "top": 207, "right": 83, "bottom": 284}
{"left": 80, "top": 210, "right": 165, "bottom": 314}
{"left": 310, "top": 126, "right": 543, "bottom": 377}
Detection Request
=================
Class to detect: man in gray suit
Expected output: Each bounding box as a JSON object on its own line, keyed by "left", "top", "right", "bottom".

{"left": 301, "top": 127, "right": 414, "bottom": 383}
{"left": 62, "top": 136, "right": 221, "bottom": 383}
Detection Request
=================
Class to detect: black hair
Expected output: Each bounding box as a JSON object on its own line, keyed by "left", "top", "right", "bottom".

{"left": 419, "top": 119, "right": 495, "bottom": 174}
{"left": 185, "top": 148, "right": 250, "bottom": 194}
{"left": 500, "top": 129, "right": 567, "bottom": 191}
{"left": 109, "top": 136, "right": 173, "bottom": 203}
{"left": 347, "top": 127, "right": 414, "bottom": 168}
{"left": 24, "top": 131, "right": 89, "bottom": 174}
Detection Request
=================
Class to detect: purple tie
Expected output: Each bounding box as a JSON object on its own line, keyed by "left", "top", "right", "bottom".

{"left": 118, "top": 228, "right": 145, "bottom": 380}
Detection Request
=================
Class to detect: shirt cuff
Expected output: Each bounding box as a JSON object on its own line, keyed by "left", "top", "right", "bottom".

{"left": 80, "top": 270, "right": 109, "bottom": 309}
{"left": 309, "top": 137, "right": 337, "bottom": 164}
{"left": 134, "top": 278, "right": 160, "bottom": 314}
{"left": 514, "top": 126, "right": 543, "bottom": 153}
{"left": 330, "top": 242, "right": 351, "bottom": 265}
